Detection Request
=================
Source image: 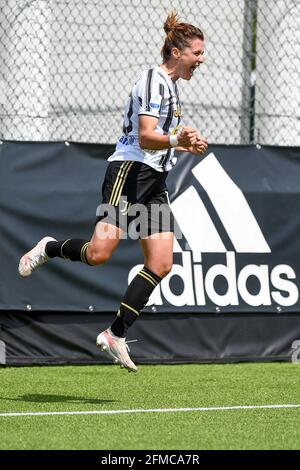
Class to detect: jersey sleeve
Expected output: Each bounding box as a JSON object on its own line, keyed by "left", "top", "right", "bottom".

{"left": 134, "top": 70, "right": 166, "bottom": 119}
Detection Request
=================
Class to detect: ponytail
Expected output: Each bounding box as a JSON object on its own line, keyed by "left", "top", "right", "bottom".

{"left": 161, "top": 12, "right": 204, "bottom": 62}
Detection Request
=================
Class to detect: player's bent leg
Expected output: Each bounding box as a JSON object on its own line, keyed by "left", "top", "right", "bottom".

{"left": 18, "top": 222, "right": 123, "bottom": 277}
{"left": 94, "top": 223, "right": 139, "bottom": 372}
{"left": 97, "top": 232, "right": 174, "bottom": 371}
{"left": 86, "top": 222, "right": 123, "bottom": 265}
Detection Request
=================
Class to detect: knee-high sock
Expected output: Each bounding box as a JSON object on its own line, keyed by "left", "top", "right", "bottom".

{"left": 111, "top": 266, "right": 162, "bottom": 337}
{"left": 45, "top": 239, "right": 91, "bottom": 264}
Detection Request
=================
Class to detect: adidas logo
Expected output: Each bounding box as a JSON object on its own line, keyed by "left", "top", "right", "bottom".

{"left": 129, "top": 153, "right": 299, "bottom": 308}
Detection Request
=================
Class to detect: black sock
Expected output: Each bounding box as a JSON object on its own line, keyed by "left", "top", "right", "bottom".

{"left": 111, "top": 266, "right": 162, "bottom": 337}
{"left": 45, "top": 239, "right": 91, "bottom": 264}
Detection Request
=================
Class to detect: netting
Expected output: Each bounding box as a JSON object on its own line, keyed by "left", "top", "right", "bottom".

{"left": 0, "top": 0, "right": 299, "bottom": 145}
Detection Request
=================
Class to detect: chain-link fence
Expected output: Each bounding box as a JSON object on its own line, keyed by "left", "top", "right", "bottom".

{"left": 0, "top": 0, "right": 299, "bottom": 145}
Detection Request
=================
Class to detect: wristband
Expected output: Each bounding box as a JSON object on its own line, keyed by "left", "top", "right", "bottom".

{"left": 169, "top": 134, "right": 179, "bottom": 147}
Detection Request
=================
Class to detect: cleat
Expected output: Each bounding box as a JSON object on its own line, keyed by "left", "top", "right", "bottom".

{"left": 18, "top": 237, "right": 57, "bottom": 278}
{"left": 96, "top": 327, "right": 138, "bottom": 373}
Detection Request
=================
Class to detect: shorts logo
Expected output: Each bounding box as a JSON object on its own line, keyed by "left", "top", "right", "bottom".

{"left": 120, "top": 199, "right": 132, "bottom": 215}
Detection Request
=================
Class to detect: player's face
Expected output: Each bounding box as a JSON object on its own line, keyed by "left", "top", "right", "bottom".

{"left": 176, "top": 38, "right": 205, "bottom": 80}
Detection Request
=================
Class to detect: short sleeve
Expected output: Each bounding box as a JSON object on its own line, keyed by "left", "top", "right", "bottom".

{"left": 134, "top": 69, "right": 166, "bottom": 118}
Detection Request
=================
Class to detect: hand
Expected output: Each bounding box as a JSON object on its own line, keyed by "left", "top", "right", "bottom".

{"left": 186, "top": 135, "right": 208, "bottom": 156}
{"left": 177, "top": 127, "right": 198, "bottom": 147}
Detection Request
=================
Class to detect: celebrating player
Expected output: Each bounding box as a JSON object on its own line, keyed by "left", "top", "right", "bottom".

{"left": 18, "top": 12, "right": 208, "bottom": 372}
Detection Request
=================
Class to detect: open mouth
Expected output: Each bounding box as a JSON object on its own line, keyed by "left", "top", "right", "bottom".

{"left": 189, "top": 65, "right": 198, "bottom": 75}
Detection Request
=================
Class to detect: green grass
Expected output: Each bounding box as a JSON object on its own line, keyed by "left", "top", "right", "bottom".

{"left": 0, "top": 363, "right": 299, "bottom": 450}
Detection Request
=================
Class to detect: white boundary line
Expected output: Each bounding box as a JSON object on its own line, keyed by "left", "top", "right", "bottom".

{"left": 0, "top": 404, "right": 299, "bottom": 417}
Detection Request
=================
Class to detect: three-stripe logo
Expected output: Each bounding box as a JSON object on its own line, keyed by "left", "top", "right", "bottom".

{"left": 171, "top": 153, "right": 271, "bottom": 255}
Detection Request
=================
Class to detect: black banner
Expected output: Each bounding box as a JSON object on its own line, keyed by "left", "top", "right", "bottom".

{"left": 0, "top": 143, "right": 300, "bottom": 314}
{"left": 1, "top": 143, "right": 300, "bottom": 364}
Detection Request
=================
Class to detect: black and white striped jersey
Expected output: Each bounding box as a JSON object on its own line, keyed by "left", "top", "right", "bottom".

{"left": 108, "top": 66, "right": 182, "bottom": 172}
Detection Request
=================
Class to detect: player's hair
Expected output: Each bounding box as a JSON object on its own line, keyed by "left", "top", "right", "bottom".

{"left": 161, "top": 12, "right": 204, "bottom": 62}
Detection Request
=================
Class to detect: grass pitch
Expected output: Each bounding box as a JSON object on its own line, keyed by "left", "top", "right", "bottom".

{"left": 0, "top": 363, "right": 299, "bottom": 450}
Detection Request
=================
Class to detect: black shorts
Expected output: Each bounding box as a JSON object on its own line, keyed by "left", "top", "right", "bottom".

{"left": 96, "top": 161, "right": 174, "bottom": 238}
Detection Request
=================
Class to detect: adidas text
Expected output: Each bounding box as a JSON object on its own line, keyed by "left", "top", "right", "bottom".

{"left": 130, "top": 252, "right": 299, "bottom": 307}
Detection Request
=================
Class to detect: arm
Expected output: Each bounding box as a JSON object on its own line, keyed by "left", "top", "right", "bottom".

{"left": 138, "top": 115, "right": 200, "bottom": 150}
{"left": 138, "top": 115, "right": 170, "bottom": 150}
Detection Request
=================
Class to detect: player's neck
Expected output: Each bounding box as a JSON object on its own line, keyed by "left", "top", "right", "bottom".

{"left": 159, "top": 64, "right": 178, "bottom": 82}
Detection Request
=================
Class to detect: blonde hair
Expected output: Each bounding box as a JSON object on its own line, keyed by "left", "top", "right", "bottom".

{"left": 161, "top": 12, "right": 204, "bottom": 62}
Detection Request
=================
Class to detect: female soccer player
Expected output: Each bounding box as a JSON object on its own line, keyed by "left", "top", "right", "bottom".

{"left": 18, "top": 12, "right": 208, "bottom": 372}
